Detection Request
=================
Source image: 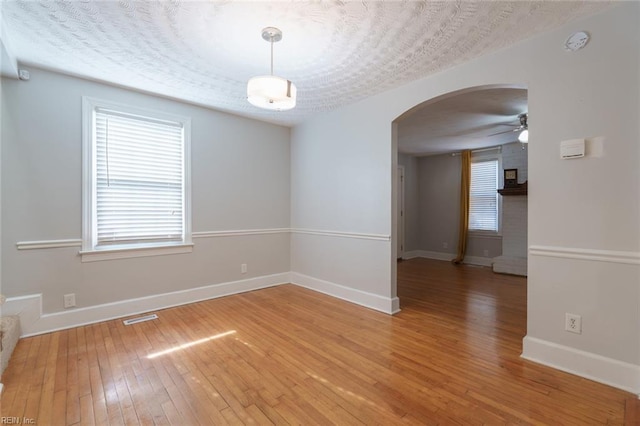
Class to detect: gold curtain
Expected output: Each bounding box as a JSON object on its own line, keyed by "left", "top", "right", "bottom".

{"left": 453, "top": 150, "right": 471, "bottom": 265}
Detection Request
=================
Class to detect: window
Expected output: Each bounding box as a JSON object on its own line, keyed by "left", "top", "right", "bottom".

{"left": 82, "top": 97, "right": 192, "bottom": 261}
{"left": 469, "top": 158, "right": 499, "bottom": 232}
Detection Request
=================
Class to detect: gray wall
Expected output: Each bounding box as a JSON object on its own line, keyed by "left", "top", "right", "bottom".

{"left": 398, "top": 153, "right": 419, "bottom": 252}
{"left": 416, "top": 153, "right": 461, "bottom": 254}
{"left": 1, "top": 67, "right": 291, "bottom": 314}
{"left": 401, "top": 144, "right": 529, "bottom": 260}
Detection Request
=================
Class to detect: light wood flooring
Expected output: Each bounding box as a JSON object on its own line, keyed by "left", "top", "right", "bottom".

{"left": 0, "top": 258, "right": 637, "bottom": 425}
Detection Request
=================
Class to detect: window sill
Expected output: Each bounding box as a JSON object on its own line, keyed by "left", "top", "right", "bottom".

{"left": 468, "top": 231, "right": 502, "bottom": 239}
{"left": 80, "top": 242, "right": 194, "bottom": 262}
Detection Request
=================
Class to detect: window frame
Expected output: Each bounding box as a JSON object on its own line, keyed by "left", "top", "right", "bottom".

{"left": 81, "top": 96, "right": 192, "bottom": 262}
{"left": 468, "top": 152, "right": 502, "bottom": 236}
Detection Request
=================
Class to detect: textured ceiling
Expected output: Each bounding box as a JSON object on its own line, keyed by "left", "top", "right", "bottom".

{"left": 1, "top": 1, "right": 610, "bottom": 127}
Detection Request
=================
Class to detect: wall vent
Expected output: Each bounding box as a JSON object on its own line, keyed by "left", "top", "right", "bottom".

{"left": 123, "top": 313, "right": 158, "bottom": 325}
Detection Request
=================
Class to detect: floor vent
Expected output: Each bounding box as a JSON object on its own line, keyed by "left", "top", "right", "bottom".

{"left": 123, "top": 314, "right": 158, "bottom": 325}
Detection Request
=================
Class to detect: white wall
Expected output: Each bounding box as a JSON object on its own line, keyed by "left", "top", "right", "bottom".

{"left": 501, "top": 142, "right": 529, "bottom": 259}
{"left": 290, "top": 109, "right": 398, "bottom": 312}
{"left": 494, "top": 142, "right": 528, "bottom": 275}
{"left": 502, "top": 142, "right": 528, "bottom": 184}
{"left": 1, "top": 68, "right": 291, "bottom": 321}
{"left": 291, "top": 3, "right": 639, "bottom": 393}
{"left": 0, "top": 72, "right": 4, "bottom": 311}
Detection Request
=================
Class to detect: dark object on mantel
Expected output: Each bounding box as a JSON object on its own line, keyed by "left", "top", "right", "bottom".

{"left": 498, "top": 181, "right": 528, "bottom": 196}
{"left": 504, "top": 169, "right": 518, "bottom": 188}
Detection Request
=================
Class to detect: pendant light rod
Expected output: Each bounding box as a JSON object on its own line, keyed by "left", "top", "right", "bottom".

{"left": 261, "top": 27, "right": 281, "bottom": 75}
{"left": 270, "top": 36, "right": 274, "bottom": 75}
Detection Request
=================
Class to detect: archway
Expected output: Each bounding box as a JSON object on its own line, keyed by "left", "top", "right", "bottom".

{"left": 391, "top": 84, "right": 528, "bottom": 309}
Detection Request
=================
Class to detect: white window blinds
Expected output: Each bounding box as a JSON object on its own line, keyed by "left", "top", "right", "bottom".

{"left": 94, "top": 108, "right": 185, "bottom": 246}
{"left": 469, "top": 159, "right": 498, "bottom": 232}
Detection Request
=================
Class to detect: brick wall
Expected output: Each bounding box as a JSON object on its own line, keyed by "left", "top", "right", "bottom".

{"left": 494, "top": 142, "right": 528, "bottom": 275}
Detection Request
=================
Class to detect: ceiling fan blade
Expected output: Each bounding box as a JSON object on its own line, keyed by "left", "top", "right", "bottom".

{"left": 487, "top": 128, "right": 517, "bottom": 137}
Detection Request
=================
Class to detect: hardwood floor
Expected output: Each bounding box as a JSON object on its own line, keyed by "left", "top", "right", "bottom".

{"left": 1, "top": 258, "right": 637, "bottom": 425}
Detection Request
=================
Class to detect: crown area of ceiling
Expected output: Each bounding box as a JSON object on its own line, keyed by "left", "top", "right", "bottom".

{"left": 1, "top": 1, "right": 611, "bottom": 127}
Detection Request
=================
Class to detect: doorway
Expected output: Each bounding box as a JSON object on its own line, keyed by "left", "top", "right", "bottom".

{"left": 397, "top": 165, "right": 405, "bottom": 260}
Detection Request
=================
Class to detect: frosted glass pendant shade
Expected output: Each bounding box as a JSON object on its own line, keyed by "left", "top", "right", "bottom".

{"left": 247, "top": 75, "right": 297, "bottom": 110}
{"left": 518, "top": 129, "right": 529, "bottom": 143}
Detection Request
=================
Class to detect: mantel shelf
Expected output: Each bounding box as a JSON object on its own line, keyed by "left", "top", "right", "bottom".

{"left": 498, "top": 187, "right": 528, "bottom": 196}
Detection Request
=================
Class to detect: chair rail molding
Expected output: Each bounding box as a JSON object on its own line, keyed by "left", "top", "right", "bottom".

{"left": 15, "top": 228, "right": 390, "bottom": 250}
{"left": 16, "top": 228, "right": 292, "bottom": 250}
{"left": 529, "top": 245, "right": 640, "bottom": 265}
{"left": 291, "top": 228, "right": 390, "bottom": 241}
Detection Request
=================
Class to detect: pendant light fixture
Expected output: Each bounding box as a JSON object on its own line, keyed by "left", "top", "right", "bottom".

{"left": 247, "top": 27, "right": 297, "bottom": 111}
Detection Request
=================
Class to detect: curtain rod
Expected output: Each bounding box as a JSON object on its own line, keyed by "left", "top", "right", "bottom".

{"left": 450, "top": 146, "right": 502, "bottom": 156}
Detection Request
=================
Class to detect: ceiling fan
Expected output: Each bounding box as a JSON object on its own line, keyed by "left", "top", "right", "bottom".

{"left": 489, "top": 113, "right": 528, "bottom": 143}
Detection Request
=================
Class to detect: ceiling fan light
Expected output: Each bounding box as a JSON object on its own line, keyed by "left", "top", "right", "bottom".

{"left": 518, "top": 129, "right": 529, "bottom": 143}
{"left": 247, "top": 75, "right": 297, "bottom": 111}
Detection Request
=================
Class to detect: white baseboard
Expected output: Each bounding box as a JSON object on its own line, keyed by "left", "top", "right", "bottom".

{"left": 12, "top": 273, "right": 290, "bottom": 337}
{"left": 8, "top": 271, "right": 401, "bottom": 337}
{"left": 8, "top": 273, "right": 639, "bottom": 397}
{"left": 291, "top": 272, "right": 400, "bottom": 315}
{"left": 403, "top": 250, "right": 453, "bottom": 261}
{"left": 401, "top": 250, "right": 492, "bottom": 267}
{"left": 522, "top": 336, "right": 640, "bottom": 396}
{"left": 463, "top": 255, "right": 493, "bottom": 267}
{"left": 401, "top": 250, "right": 421, "bottom": 260}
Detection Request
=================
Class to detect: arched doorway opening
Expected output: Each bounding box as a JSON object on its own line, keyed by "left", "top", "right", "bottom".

{"left": 391, "top": 84, "right": 528, "bottom": 311}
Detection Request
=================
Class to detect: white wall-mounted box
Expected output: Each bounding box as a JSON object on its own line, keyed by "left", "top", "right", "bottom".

{"left": 560, "top": 139, "right": 585, "bottom": 159}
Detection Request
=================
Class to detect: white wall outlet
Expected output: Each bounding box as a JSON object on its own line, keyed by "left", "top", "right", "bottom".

{"left": 63, "top": 293, "right": 76, "bottom": 309}
{"left": 565, "top": 313, "right": 582, "bottom": 334}
{"left": 442, "top": 242, "right": 448, "bottom": 249}
{"left": 483, "top": 249, "right": 489, "bottom": 257}
{"left": 241, "top": 263, "right": 247, "bottom": 274}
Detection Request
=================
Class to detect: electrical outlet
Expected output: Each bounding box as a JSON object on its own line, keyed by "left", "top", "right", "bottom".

{"left": 565, "top": 313, "right": 581, "bottom": 334}
{"left": 241, "top": 263, "right": 247, "bottom": 274}
{"left": 443, "top": 242, "right": 448, "bottom": 249}
{"left": 483, "top": 249, "right": 489, "bottom": 257}
{"left": 64, "top": 293, "right": 76, "bottom": 309}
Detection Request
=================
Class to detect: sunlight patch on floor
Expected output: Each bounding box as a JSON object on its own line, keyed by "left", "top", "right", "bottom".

{"left": 147, "top": 330, "right": 237, "bottom": 359}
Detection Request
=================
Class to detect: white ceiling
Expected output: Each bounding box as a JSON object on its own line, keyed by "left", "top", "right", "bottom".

{"left": 1, "top": 1, "right": 610, "bottom": 128}
{"left": 397, "top": 87, "right": 528, "bottom": 155}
